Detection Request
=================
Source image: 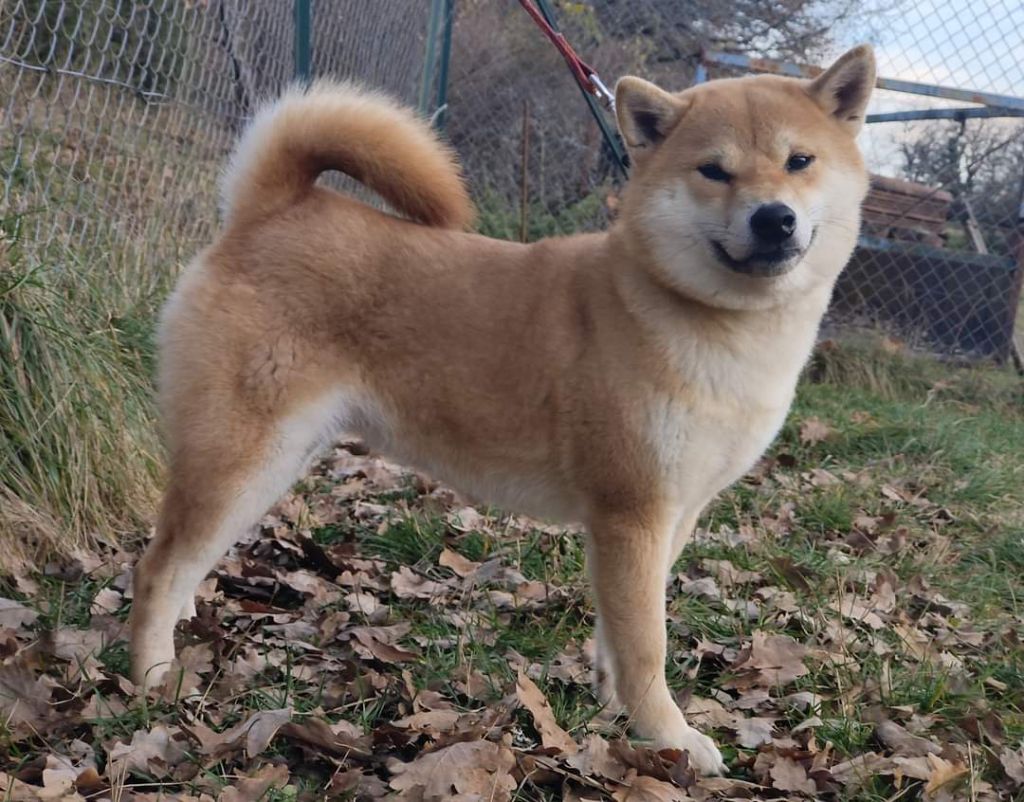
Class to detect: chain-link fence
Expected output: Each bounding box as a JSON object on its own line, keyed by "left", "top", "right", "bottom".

{"left": 443, "top": 1, "right": 1024, "bottom": 362}
{"left": 3, "top": 0, "right": 1022, "bottom": 362}
{"left": 855, "top": 8, "right": 1024, "bottom": 364}
{"left": 691, "top": 29, "right": 1024, "bottom": 362}
{"left": 0, "top": 0, "right": 431, "bottom": 284}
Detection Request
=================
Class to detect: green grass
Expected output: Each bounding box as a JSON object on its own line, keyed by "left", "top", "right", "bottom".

{"left": 0, "top": 214, "right": 166, "bottom": 564}
{"left": 0, "top": 78, "right": 232, "bottom": 563}
{"left": 475, "top": 185, "right": 611, "bottom": 242}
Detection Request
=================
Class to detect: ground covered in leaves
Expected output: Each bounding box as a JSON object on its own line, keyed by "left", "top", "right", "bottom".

{"left": 3, "top": 344, "right": 1024, "bottom": 801}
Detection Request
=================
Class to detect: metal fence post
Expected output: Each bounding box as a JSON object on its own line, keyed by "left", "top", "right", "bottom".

{"left": 294, "top": 0, "right": 312, "bottom": 83}
{"left": 1010, "top": 178, "right": 1024, "bottom": 373}
{"left": 433, "top": 0, "right": 455, "bottom": 130}
{"left": 419, "top": 0, "right": 444, "bottom": 117}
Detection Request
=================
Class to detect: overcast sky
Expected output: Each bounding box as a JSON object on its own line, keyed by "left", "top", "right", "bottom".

{"left": 831, "top": 0, "right": 1024, "bottom": 174}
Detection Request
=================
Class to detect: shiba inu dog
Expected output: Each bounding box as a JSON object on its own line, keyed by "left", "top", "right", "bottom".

{"left": 131, "top": 45, "right": 875, "bottom": 774}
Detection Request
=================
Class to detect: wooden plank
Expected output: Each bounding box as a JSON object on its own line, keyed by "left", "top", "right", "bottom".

{"left": 1009, "top": 202, "right": 1024, "bottom": 373}
{"left": 962, "top": 198, "right": 989, "bottom": 255}
{"left": 862, "top": 174, "right": 953, "bottom": 243}
{"left": 862, "top": 208, "right": 948, "bottom": 229}
{"left": 864, "top": 192, "right": 950, "bottom": 221}
{"left": 870, "top": 174, "right": 954, "bottom": 202}
{"left": 862, "top": 196, "right": 950, "bottom": 220}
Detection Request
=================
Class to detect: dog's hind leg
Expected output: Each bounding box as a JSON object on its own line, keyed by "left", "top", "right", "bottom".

{"left": 588, "top": 509, "right": 726, "bottom": 776}
{"left": 129, "top": 391, "right": 343, "bottom": 688}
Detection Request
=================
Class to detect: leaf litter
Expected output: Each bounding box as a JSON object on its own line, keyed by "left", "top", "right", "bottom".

{"left": 1, "top": 430, "right": 1022, "bottom": 800}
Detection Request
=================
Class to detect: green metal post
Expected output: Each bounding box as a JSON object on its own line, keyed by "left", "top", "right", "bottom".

{"left": 294, "top": 0, "right": 312, "bottom": 83}
{"left": 419, "top": 0, "right": 444, "bottom": 116}
{"left": 433, "top": 0, "right": 455, "bottom": 129}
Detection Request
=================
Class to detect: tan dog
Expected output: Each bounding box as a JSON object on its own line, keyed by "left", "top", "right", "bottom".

{"left": 131, "top": 45, "right": 875, "bottom": 774}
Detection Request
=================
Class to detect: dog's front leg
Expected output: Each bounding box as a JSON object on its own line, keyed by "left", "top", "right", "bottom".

{"left": 589, "top": 509, "right": 726, "bottom": 776}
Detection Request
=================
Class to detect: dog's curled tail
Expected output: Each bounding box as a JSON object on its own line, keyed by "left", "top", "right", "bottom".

{"left": 220, "top": 81, "right": 474, "bottom": 229}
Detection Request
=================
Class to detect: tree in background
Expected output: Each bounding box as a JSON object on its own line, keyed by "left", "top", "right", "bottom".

{"left": 444, "top": 0, "right": 879, "bottom": 240}
{"left": 899, "top": 120, "right": 1024, "bottom": 255}
{"left": 588, "top": 0, "right": 868, "bottom": 67}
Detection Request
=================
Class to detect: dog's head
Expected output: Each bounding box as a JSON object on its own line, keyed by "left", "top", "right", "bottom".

{"left": 615, "top": 46, "right": 875, "bottom": 311}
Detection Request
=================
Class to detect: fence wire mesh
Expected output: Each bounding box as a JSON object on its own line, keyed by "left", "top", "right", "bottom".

{"left": 843, "top": 0, "right": 1024, "bottom": 361}
{"left": 2, "top": 1, "right": 1022, "bottom": 363}
{"left": 1, "top": 0, "right": 427, "bottom": 285}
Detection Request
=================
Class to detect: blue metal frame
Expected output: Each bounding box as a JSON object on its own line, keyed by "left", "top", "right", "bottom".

{"left": 700, "top": 50, "right": 1024, "bottom": 122}
{"left": 867, "top": 108, "right": 1024, "bottom": 124}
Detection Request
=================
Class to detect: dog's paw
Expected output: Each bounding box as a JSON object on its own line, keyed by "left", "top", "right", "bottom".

{"left": 660, "top": 726, "right": 727, "bottom": 776}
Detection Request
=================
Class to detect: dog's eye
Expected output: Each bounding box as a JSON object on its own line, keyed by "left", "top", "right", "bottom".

{"left": 786, "top": 154, "right": 815, "bottom": 172}
{"left": 697, "top": 163, "right": 732, "bottom": 182}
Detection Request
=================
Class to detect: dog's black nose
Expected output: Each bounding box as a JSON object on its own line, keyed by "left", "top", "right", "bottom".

{"left": 750, "top": 203, "right": 797, "bottom": 244}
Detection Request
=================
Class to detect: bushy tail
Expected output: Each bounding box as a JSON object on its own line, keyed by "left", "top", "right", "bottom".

{"left": 219, "top": 81, "right": 474, "bottom": 229}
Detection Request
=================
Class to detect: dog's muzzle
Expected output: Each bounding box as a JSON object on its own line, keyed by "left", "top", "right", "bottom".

{"left": 710, "top": 228, "right": 816, "bottom": 278}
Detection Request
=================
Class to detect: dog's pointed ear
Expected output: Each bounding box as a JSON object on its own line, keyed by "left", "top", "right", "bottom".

{"left": 807, "top": 45, "right": 876, "bottom": 134}
{"left": 615, "top": 77, "right": 688, "bottom": 156}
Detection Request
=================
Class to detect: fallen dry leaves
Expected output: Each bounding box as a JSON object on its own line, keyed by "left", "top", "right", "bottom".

{"left": 388, "top": 738, "right": 518, "bottom": 800}
{"left": 517, "top": 671, "right": 579, "bottom": 755}
{"left": 798, "top": 415, "right": 835, "bottom": 446}
{"left": 0, "top": 439, "right": 1021, "bottom": 801}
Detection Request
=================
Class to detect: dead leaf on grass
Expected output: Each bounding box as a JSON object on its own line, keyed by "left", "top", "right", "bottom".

{"left": 107, "top": 724, "right": 188, "bottom": 778}
{"left": 390, "top": 565, "right": 451, "bottom": 600}
{"left": 733, "top": 716, "right": 776, "bottom": 748}
{"left": 349, "top": 625, "right": 420, "bottom": 663}
{"left": 392, "top": 709, "right": 461, "bottom": 734}
{"left": 799, "top": 416, "right": 835, "bottom": 445}
{"left": 89, "top": 588, "right": 123, "bottom": 616}
{"left": 0, "top": 663, "right": 56, "bottom": 740}
{"left": 1001, "top": 747, "right": 1024, "bottom": 786}
{"left": 566, "top": 735, "right": 628, "bottom": 782}
{"left": 611, "top": 770, "right": 688, "bottom": 801}
{"left": 183, "top": 708, "right": 291, "bottom": 762}
{"left": 217, "top": 763, "right": 290, "bottom": 802}
{"left": 0, "top": 598, "right": 38, "bottom": 628}
{"left": 684, "top": 696, "right": 734, "bottom": 730}
{"left": 876, "top": 719, "right": 941, "bottom": 757}
{"left": 439, "top": 547, "right": 481, "bottom": 578}
{"left": 830, "top": 596, "right": 886, "bottom": 629}
{"left": 770, "top": 755, "right": 816, "bottom": 794}
{"left": 726, "top": 631, "right": 809, "bottom": 689}
{"left": 922, "top": 753, "right": 969, "bottom": 795}
{"left": 388, "top": 738, "right": 517, "bottom": 800}
{"left": 447, "top": 506, "right": 487, "bottom": 532}
{"left": 517, "top": 671, "right": 578, "bottom": 754}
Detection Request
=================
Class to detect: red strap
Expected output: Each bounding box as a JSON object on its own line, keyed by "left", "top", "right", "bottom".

{"left": 517, "top": 0, "right": 599, "bottom": 96}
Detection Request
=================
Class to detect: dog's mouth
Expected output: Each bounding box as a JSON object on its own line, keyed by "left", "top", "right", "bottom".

{"left": 710, "top": 231, "right": 815, "bottom": 278}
